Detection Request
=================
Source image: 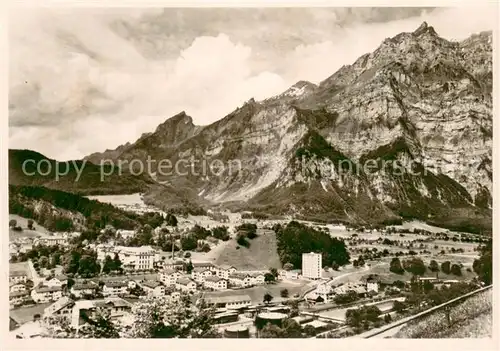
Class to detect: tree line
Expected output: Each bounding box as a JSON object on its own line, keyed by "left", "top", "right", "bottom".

{"left": 273, "top": 221, "right": 350, "bottom": 269}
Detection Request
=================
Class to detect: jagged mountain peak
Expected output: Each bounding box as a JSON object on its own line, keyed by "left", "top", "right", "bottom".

{"left": 412, "top": 21, "right": 438, "bottom": 37}
{"left": 79, "top": 25, "right": 491, "bottom": 232}
{"left": 155, "top": 111, "right": 194, "bottom": 132}
{"left": 266, "top": 80, "right": 317, "bottom": 102}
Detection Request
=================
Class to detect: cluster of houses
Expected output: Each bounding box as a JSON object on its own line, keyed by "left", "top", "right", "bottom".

{"left": 41, "top": 295, "right": 134, "bottom": 330}
{"left": 307, "top": 277, "right": 380, "bottom": 302}
{"left": 9, "top": 258, "right": 289, "bottom": 309}
{"left": 9, "top": 233, "right": 78, "bottom": 260}
{"left": 160, "top": 262, "right": 272, "bottom": 292}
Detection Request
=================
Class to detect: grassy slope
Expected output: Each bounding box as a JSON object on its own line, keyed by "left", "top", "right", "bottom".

{"left": 395, "top": 289, "right": 492, "bottom": 338}
{"left": 9, "top": 214, "right": 51, "bottom": 240}
{"left": 215, "top": 229, "right": 282, "bottom": 270}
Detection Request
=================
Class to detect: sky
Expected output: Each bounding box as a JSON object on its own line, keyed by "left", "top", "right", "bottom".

{"left": 8, "top": 6, "right": 497, "bottom": 160}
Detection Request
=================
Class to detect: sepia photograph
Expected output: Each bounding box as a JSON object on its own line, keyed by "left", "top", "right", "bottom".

{"left": 6, "top": 4, "right": 495, "bottom": 342}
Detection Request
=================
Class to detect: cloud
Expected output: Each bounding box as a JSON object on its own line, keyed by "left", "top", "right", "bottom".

{"left": 9, "top": 7, "right": 496, "bottom": 160}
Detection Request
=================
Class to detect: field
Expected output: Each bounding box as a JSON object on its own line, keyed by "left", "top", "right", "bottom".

{"left": 202, "top": 280, "right": 310, "bottom": 305}
{"left": 9, "top": 214, "right": 50, "bottom": 241}
{"left": 215, "top": 229, "right": 282, "bottom": 270}
{"left": 394, "top": 289, "right": 492, "bottom": 338}
{"left": 389, "top": 220, "right": 451, "bottom": 234}
{"left": 10, "top": 303, "right": 52, "bottom": 325}
{"left": 86, "top": 193, "right": 145, "bottom": 206}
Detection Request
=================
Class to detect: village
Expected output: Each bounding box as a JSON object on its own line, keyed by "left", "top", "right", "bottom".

{"left": 8, "top": 194, "right": 490, "bottom": 338}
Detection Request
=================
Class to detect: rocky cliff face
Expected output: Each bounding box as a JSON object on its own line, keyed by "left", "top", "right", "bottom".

{"left": 85, "top": 22, "right": 492, "bottom": 231}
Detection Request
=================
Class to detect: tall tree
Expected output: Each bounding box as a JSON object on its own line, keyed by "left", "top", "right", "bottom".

{"left": 102, "top": 255, "right": 114, "bottom": 274}
{"left": 390, "top": 257, "right": 405, "bottom": 274}
{"left": 112, "top": 253, "right": 122, "bottom": 273}
{"left": 441, "top": 261, "right": 451, "bottom": 274}
{"left": 263, "top": 292, "right": 273, "bottom": 304}
{"left": 473, "top": 240, "right": 492, "bottom": 285}
{"left": 429, "top": 260, "right": 439, "bottom": 272}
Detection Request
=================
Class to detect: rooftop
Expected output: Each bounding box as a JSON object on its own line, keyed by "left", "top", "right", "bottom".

{"left": 204, "top": 276, "right": 224, "bottom": 282}
{"left": 204, "top": 294, "right": 252, "bottom": 304}
{"left": 10, "top": 290, "right": 29, "bottom": 298}
{"left": 229, "top": 273, "right": 249, "bottom": 279}
{"left": 176, "top": 278, "right": 194, "bottom": 286}
{"left": 75, "top": 297, "right": 132, "bottom": 310}
{"left": 44, "top": 297, "right": 74, "bottom": 315}
{"left": 162, "top": 269, "right": 178, "bottom": 275}
{"left": 34, "top": 284, "right": 62, "bottom": 293}
{"left": 72, "top": 281, "right": 98, "bottom": 290}
{"left": 10, "top": 270, "right": 27, "bottom": 277}
{"left": 141, "top": 280, "right": 163, "bottom": 288}
{"left": 192, "top": 262, "right": 215, "bottom": 267}
{"left": 192, "top": 267, "right": 211, "bottom": 273}
{"left": 104, "top": 281, "right": 128, "bottom": 288}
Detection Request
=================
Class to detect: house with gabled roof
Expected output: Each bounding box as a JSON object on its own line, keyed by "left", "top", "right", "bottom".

{"left": 31, "top": 284, "right": 63, "bottom": 303}
{"left": 43, "top": 296, "right": 75, "bottom": 321}
{"left": 175, "top": 278, "right": 197, "bottom": 293}
{"left": 71, "top": 281, "right": 99, "bottom": 298}
{"left": 191, "top": 267, "right": 214, "bottom": 283}
{"left": 102, "top": 281, "right": 128, "bottom": 297}
{"left": 10, "top": 290, "right": 30, "bottom": 308}
{"left": 216, "top": 265, "right": 237, "bottom": 279}
{"left": 9, "top": 282, "right": 27, "bottom": 294}
{"left": 10, "top": 270, "right": 28, "bottom": 284}
{"left": 140, "top": 280, "right": 165, "bottom": 297}
{"left": 192, "top": 262, "right": 217, "bottom": 271}
{"left": 203, "top": 276, "right": 227, "bottom": 291}
{"left": 71, "top": 297, "right": 132, "bottom": 328}
{"left": 160, "top": 268, "right": 181, "bottom": 286}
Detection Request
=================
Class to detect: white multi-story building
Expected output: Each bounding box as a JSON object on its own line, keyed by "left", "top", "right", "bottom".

{"left": 9, "top": 283, "right": 27, "bottom": 293}
{"left": 192, "top": 262, "right": 217, "bottom": 272}
{"left": 70, "top": 281, "right": 99, "bottom": 298}
{"left": 10, "top": 291, "right": 30, "bottom": 308}
{"left": 249, "top": 273, "right": 265, "bottom": 285}
{"left": 279, "top": 270, "right": 299, "bottom": 280}
{"left": 102, "top": 281, "right": 128, "bottom": 297}
{"left": 228, "top": 273, "right": 253, "bottom": 288}
{"left": 215, "top": 265, "right": 237, "bottom": 279}
{"left": 191, "top": 268, "right": 214, "bottom": 283}
{"left": 31, "top": 284, "right": 63, "bottom": 303}
{"left": 302, "top": 252, "right": 322, "bottom": 279}
{"left": 175, "top": 278, "right": 197, "bottom": 293}
{"left": 365, "top": 277, "right": 379, "bottom": 293}
{"left": 9, "top": 271, "right": 28, "bottom": 284}
{"left": 37, "top": 236, "right": 68, "bottom": 246}
{"left": 160, "top": 269, "right": 181, "bottom": 286}
{"left": 204, "top": 295, "right": 252, "bottom": 310}
{"left": 203, "top": 276, "right": 227, "bottom": 291}
{"left": 97, "top": 245, "right": 156, "bottom": 271}
{"left": 141, "top": 281, "right": 166, "bottom": 297}
{"left": 43, "top": 297, "right": 75, "bottom": 322}
{"left": 163, "top": 260, "right": 185, "bottom": 271}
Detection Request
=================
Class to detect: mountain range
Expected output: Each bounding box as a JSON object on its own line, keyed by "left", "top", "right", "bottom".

{"left": 10, "top": 22, "right": 493, "bottom": 233}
